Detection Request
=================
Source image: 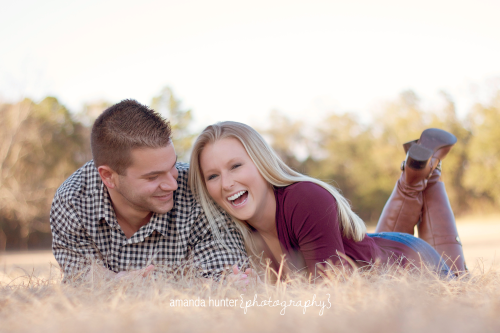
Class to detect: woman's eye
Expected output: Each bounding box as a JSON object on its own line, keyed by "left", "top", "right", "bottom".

{"left": 207, "top": 174, "right": 217, "bottom": 181}
{"left": 231, "top": 163, "right": 242, "bottom": 170}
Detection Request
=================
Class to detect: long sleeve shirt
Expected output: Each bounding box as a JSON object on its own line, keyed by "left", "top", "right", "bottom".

{"left": 254, "top": 182, "right": 419, "bottom": 276}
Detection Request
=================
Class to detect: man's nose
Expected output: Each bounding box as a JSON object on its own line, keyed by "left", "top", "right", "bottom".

{"left": 160, "top": 172, "right": 178, "bottom": 191}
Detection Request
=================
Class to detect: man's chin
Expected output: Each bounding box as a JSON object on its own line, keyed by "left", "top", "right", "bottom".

{"left": 150, "top": 201, "right": 174, "bottom": 214}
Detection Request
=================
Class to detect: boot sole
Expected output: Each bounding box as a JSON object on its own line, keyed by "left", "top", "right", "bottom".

{"left": 407, "top": 129, "right": 457, "bottom": 170}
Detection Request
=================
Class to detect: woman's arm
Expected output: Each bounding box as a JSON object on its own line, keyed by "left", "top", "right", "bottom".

{"left": 282, "top": 182, "right": 349, "bottom": 273}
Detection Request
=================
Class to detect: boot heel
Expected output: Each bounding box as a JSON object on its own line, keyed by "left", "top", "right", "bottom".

{"left": 405, "top": 128, "right": 457, "bottom": 171}
{"left": 418, "top": 128, "right": 457, "bottom": 158}
{"left": 402, "top": 139, "right": 418, "bottom": 154}
{"left": 407, "top": 145, "right": 433, "bottom": 170}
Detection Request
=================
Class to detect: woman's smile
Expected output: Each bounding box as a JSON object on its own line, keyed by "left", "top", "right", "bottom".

{"left": 227, "top": 190, "right": 248, "bottom": 207}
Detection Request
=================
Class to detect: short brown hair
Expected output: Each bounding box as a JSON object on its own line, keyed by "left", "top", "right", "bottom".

{"left": 91, "top": 99, "right": 172, "bottom": 175}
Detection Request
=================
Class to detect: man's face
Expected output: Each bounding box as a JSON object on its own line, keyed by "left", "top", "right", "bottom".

{"left": 114, "top": 144, "right": 179, "bottom": 215}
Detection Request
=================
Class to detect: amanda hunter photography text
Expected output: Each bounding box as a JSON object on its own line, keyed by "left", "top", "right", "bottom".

{"left": 169, "top": 294, "right": 332, "bottom": 315}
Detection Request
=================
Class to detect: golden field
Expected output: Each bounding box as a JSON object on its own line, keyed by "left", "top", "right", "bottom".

{"left": 1, "top": 216, "right": 499, "bottom": 333}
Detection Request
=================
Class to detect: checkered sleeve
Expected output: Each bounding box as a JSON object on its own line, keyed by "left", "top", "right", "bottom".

{"left": 50, "top": 196, "right": 101, "bottom": 278}
{"left": 189, "top": 210, "right": 248, "bottom": 280}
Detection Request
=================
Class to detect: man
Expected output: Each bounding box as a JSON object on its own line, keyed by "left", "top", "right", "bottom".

{"left": 50, "top": 99, "right": 247, "bottom": 280}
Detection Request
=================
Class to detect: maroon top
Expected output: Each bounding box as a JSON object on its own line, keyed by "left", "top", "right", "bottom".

{"left": 253, "top": 182, "right": 420, "bottom": 275}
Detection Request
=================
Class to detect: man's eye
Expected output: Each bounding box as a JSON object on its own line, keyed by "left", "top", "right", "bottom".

{"left": 148, "top": 176, "right": 159, "bottom": 181}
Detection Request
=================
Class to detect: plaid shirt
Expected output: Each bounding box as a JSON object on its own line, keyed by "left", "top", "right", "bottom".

{"left": 50, "top": 160, "right": 247, "bottom": 279}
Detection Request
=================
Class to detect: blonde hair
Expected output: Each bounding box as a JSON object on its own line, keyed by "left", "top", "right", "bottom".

{"left": 189, "top": 121, "right": 366, "bottom": 256}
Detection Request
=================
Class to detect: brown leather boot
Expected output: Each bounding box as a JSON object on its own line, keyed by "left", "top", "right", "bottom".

{"left": 375, "top": 129, "right": 457, "bottom": 234}
{"left": 402, "top": 138, "right": 467, "bottom": 273}
{"left": 374, "top": 169, "right": 425, "bottom": 234}
{"left": 405, "top": 129, "right": 457, "bottom": 179}
{"left": 418, "top": 167, "right": 467, "bottom": 273}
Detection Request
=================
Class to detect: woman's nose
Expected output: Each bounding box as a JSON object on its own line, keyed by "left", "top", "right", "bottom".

{"left": 221, "top": 175, "right": 234, "bottom": 190}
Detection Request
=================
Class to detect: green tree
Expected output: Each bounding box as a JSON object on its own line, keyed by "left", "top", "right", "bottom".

{"left": 428, "top": 91, "right": 472, "bottom": 213}
{"left": 77, "top": 100, "right": 111, "bottom": 127}
{"left": 260, "top": 110, "right": 308, "bottom": 173}
{"left": 310, "top": 112, "right": 385, "bottom": 222}
{"left": 463, "top": 93, "right": 500, "bottom": 210}
{"left": 151, "top": 87, "right": 194, "bottom": 162}
{"left": 0, "top": 97, "right": 91, "bottom": 250}
{"left": 357, "top": 90, "right": 429, "bottom": 222}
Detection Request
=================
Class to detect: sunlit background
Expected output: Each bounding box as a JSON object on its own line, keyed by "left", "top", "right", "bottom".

{"left": 0, "top": 0, "right": 499, "bottom": 257}
{"left": 2, "top": 0, "right": 500, "bottom": 128}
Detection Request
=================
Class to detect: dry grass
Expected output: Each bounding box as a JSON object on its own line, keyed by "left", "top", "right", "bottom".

{"left": 0, "top": 259, "right": 499, "bottom": 333}
{"left": 1, "top": 217, "right": 499, "bottom": 333}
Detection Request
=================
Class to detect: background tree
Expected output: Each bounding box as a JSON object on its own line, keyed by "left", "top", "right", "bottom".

{"left": 1, "top": 87, "right": 499, "bottom": 251}
{"left": 77, "top": 100, "right": 111, "bottom": 127}
{"left": 260, "top": 89, "right": 500, "bottom": 223}
{"left": 151, "top": 87, "right": 194, "bottom": 162}
{"left": 463, "top": 93, "right": 500, "bottom": 211}
{"left": 428, "top": 92, "right": 472, "bottom": 213}
{"left": 0, "top": 97, "right": 91, "bottom": 250}
{"left": 309, "top": 112, "right": 384, "bottom": 222}
{"left": 260, "top": 110, "right": 308, "bottom": 173}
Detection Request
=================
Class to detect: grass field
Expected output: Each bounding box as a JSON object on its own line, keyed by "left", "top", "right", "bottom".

{"left": 0, "top": 217, "right": 499, "bottom": 332}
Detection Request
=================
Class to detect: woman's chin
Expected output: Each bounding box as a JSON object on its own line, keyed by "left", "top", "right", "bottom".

{"left": 228, "top": 205, "right": 252, "bottom": 222}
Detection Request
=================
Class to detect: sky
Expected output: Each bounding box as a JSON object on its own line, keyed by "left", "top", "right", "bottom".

{"left": 1, "top": 0, "right": 500, "bottom": 130}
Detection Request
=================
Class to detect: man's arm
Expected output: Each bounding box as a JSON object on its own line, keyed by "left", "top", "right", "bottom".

{"left": 50, "top": 196, "right": 105, "bottom": 280}
{"left": 189, "top": 211, "right": 248, "bottom": 280}
{"left": 51, "top": 196, "right": 160, "bottom": 282}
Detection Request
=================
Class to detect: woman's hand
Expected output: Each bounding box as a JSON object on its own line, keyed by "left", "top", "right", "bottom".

{"left": 227, "top": 265, "right": 249, "bottom": 290}
{"left": 227, "top": 265, "right": 262, "bottom": 290}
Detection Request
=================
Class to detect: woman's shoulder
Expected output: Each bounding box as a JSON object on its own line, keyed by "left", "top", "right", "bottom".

{"left": 277, "top": 181, "right": 337, "bottom": 207}
{"left": 281, "top": 181, "right": 330, "bottom": 195}
{"left": 276, "top": 181, "right": 339, "bottom": 239}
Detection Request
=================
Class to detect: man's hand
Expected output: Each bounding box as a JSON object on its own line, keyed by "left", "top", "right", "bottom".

{"left": 86, "top": 264, "right": 155, "bottom": 282}
{"left": 115, "top": 265, "right": 155, "bottom": 280}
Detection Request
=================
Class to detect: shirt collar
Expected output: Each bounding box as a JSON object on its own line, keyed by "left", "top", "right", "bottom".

{"left": 148, "top": 198, "right": 174, "bottom": 238}
{"left": 97, "top": 182, "right": 119, "bottom": 228}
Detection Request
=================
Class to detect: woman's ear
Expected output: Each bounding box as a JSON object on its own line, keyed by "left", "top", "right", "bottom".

{"left": 98, "top": 165, "right": 117, "bottom": 189}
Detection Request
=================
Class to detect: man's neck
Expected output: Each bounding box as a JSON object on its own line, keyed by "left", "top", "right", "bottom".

{"left": 108, "top": 189, "right": 152, "bottom": 239}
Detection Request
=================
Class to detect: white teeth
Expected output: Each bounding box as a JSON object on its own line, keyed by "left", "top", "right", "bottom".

{"left": 227, "top": 190, "right": 246, "bottom": 201}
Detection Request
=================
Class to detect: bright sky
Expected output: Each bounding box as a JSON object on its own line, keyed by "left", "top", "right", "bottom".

{"left": 1, "top": 0, "right": 500, "bottom": 130}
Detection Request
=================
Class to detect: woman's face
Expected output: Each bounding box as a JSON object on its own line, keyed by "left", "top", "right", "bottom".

{"left": 199, "top": 138, "right": 275, "bottom": 225}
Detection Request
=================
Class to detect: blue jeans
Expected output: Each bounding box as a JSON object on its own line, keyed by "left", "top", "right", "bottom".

{"left": 368, "top": 232, "right": 452, "bottom": 277}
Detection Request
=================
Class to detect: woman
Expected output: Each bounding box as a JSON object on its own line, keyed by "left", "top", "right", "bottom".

{"left": 188, "top": 122, "right": 466, "bottom": 279}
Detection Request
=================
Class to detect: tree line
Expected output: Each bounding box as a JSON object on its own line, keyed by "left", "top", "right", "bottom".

{"left": 0, "top": 88, "right": 498, "bottom": 250}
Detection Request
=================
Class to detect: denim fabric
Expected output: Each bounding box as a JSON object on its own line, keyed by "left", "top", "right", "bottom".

{"left": 368, "top": 232, "right": 452, "bottom": 278}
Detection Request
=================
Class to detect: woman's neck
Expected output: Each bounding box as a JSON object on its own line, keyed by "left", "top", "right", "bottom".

{"left": 246, "top": 185, "right": 278, "bottom": 238}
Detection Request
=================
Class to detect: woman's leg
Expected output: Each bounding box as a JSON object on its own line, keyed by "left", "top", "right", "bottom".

{"left": 375, "top": 128, "right": 466, "bottom": 274}
{"left": 418, "top": 167, "right": 466, "bottom": 272}
{"left": 369, "top": 232, "right": 451, "bottom": 278}
{"left": 375, "top": 129, "right": 457, "bottom": 234}
{"left": 374, "top": 162, "right": 425, "bottom": 234}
